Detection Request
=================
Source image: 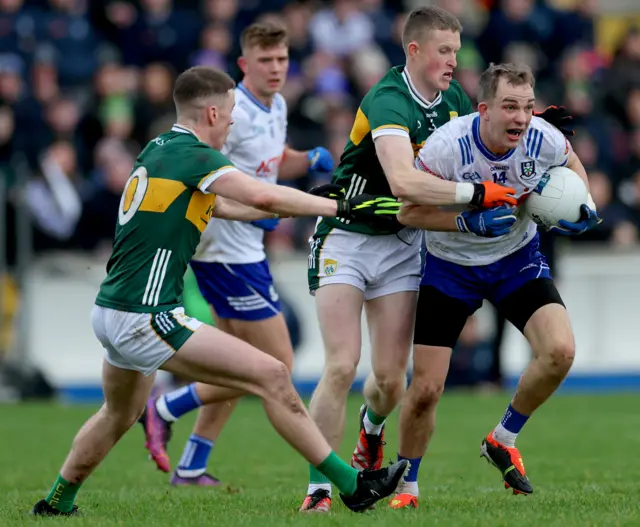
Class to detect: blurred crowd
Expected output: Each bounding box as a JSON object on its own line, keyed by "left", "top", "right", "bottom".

{"left": 0, "top": 0, "right": 639, "bottom": 261}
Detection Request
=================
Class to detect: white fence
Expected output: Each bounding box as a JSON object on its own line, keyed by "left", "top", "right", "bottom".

{"left": 22, "top": 247, "right": 640, "bottom": 401}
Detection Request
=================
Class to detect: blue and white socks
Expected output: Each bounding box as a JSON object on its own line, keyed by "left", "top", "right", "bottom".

{"left": 493, "top": 403, "right": 529, "bottom": 447}
{"left": 176, "top": 434, "right": 214, "bottom": 478}
{"left": 396, "top": 455, "right": 422, "bottom": 496}
{"left": 155, "top": 383, "right": 202, "bottom": 422}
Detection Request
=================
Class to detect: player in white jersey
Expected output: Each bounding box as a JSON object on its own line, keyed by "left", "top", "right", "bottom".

{"left": 139, "top": 23, "right": 335, "bottom": 484}
{"left": 389, "top": 63, "right": 600, "bottom": 505}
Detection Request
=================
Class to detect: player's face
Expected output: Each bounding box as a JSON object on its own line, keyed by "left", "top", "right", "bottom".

{"left": 485, "top": 78, "right": 534, "bottom": 152}
{"left": 413, "top": 30, "right": 460, "bottom": 93}
{"left": 240, "top": 43, "right": 289, "bottom": 97}
{"left": 209, "top": 90, "right": 235, "bottom": 150}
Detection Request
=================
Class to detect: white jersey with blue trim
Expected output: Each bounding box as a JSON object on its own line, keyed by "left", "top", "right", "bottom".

{"left": 415, "top": 113, "right": 571, "bottom": 266}
{"left": 193, "top": 84, "right": 288, "bottom": 264}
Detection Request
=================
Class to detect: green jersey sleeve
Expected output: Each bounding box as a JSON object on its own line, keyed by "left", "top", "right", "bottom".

{"left": 368, "top": 89, "right": 413, "bottom": 141}
{"left": 181, "top": 144, "right": 236, "bottom": 194}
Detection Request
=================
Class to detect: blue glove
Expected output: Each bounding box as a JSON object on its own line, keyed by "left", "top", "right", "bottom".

{"left": 548, "top": 204, "right": 602, "bottom": 236}
{"left": 456, "top": 206, "right": 517, "bottom": 237}
{"left": 307, "top": 147, "right": 334, "bottom": 173}
{"left": 250, "top": 218, "right": 280, "bottom": 232}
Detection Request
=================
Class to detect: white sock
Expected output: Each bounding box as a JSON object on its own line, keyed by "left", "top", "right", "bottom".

{"left": 363, "top": 412, "right": 385, "bottom": 435}
{"left": 308, "top": 483, "right": 331, "bottom": 496}
{"left": 492, "top": 422, "right": 517, "bottom": 448}
{"left": 155, "top": 395, "right": 177, "bottom": 422}
{"left": 396, "top": 479, "right": 419, "bottom": 497}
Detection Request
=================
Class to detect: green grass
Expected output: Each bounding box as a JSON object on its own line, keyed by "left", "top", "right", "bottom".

{"left": 1, "top": 393, "right": 639, "bottom": 526}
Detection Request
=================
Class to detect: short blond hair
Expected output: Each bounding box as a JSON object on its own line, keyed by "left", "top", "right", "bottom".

{"left": 402, "top": 6, "right": 462, "bottom": 51}
{"left": 477, "top": 63, "right": 535, "bottom": 103}
{"left": 240, "top": 22, "right": 288, "bottom": 52}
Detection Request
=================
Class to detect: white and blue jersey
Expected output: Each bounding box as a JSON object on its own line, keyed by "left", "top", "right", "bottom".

{"left": 416, "top": 113, "right": 571, "bottom": 266}
{"left": 415, "top": 113, "right": 572, "bottom": 305}
{"left": 191, "top": 84, "right": 288, "bottom": 320}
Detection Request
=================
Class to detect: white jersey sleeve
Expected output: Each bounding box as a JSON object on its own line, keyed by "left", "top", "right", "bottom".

{"left": 415, "top": 126, "right": 460, "bottom": 181}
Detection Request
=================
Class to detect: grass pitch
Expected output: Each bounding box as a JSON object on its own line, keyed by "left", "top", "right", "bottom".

{"left": 1, "top": 393, "right": 639, "bottom": 526}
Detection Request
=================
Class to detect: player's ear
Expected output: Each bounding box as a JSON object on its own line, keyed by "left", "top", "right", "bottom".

{"left": 208, "top": 105, "right": 217, "bottom": 126}
{"left": 237, "top": 55, "right": 248, "bottom": 75}
{"left": 406, "top": 41, "right": 419, "bottom": 61}
{"left": 477, "top": 102, "right": 490, "bottom": 121}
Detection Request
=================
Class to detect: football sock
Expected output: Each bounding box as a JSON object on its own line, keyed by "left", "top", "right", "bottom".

{"left": 396, "top": 454, "right": 422, "bottom": 495}
{"left": 493, "top": 403, "right": 529, "bottom": 448}
{"left": 176, "top": 434, "right": 213, "bottom": 478}
{"left": 364, "top": 406, "right": 386, "bottom": 435}
{"left": 45, "top": 474, "right": 81, "bottom": 513}
{"left": 155, "top": 383, "right": 202, "bottom": 422}
{"left": 315, "top": 452, "right": 358, "bottom": 496}
{"left": 308, "top": 463, "right": 331, "bottom": 495}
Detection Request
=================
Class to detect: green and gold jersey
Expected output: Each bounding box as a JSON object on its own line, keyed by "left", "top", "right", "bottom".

{"left": 95, "top": 125, "right": 235, "bottom": 313}
{"left": 323, "top": 65, "right": 474, "bottom": 235}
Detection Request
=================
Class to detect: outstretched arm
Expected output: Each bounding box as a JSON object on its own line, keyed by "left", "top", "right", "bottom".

{"left": 397, "top": 203, "right": 458, "bottom": 231}
{"left": 211, "top": 196, "right": 281, "bottom": 221}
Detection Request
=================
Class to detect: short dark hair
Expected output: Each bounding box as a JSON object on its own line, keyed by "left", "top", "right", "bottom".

{"left": 477, "top": 63, "right": 535, "bottom": 103}
{"left": 402, "top": 6, "right": 462, "bottom": 51}
{"left": 240, "top": 22, "right": 288, "bottom": 52}
{"left": 173, "top": 66, "right": 235, "bottom": 108}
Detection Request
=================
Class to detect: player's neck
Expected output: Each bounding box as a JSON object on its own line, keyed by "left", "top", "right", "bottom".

{"left": 479, "top": 120, "right": 510, "bottom": 156}
{"left": 174, "top": 121, "right": 203, "bottom": 142}
{"left": 404, "top": 64, "right": 439, "bottom": 102}
{"left": 240, "top": 80, "right": 274, "bottom": 109}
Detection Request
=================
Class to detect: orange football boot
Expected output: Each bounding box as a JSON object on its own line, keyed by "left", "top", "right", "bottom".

{"left": 480, "top": 432, "right": 533, "bottom": 495}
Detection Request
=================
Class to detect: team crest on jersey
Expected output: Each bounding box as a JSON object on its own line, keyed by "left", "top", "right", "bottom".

{"left": 449, "top": 111, "right": 458, "bottom": 120}
{"left": 520, "top": 161, "right": 536, "bottom": 181}
{"left": 323, "top": 259, "right": 338, "bottom": 276}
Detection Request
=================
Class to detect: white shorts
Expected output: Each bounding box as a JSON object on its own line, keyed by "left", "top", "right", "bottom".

{"left": 308, "top": 227, "right": 423, "bottom": 300}
{"left": 91, "top": 305, "right": 203, "bottom": 376}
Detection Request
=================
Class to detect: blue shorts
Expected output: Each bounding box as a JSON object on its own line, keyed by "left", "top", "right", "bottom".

{"left": 420, "top": 235, "right": 551, "bottom": 312}
{"left": 189, "top": 260, "right": 281, "bottom": 321}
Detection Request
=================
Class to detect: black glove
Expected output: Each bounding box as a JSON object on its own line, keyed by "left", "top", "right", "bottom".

{"left": 308, "top": 183, "right": 345, "bottom": 199}
{"left": 535, "top": 105, "right": 574, "bottom": 137}
{"left": 335, "top": 193, "right": 401, "bottom": 223}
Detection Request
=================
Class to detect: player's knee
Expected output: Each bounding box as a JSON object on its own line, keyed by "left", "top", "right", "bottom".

{"left": 102, "top": 403, "right": 142, "bottom": 433}
{"left": 262, "top": 360, "right": 293, "bottom": 396}
{"left": 373, "top": 371, "right": 407, "bottom": 402}
{"left": 546, "top": 337, "right": 575, "bottom": 375}
{"left": 407, "top": 377, "right": 445, "bottom": 416}
{"left": 324, "top": 360, "right": 358, "bottom": 393}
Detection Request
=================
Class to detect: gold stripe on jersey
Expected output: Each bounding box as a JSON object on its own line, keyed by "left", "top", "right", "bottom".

{"left": 139, "top": 178, "right": 189, "bottom": 213}
{"left": 349, "top": 108, "right": 371, "bottom": 146}
{"left": 411, "top": 140, "right": 426, "bottom": 157}
{"left": 185, "top": 192, "right": 216, "bottom": 233}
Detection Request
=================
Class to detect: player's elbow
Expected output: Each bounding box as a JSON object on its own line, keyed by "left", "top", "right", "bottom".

{"left": 247, "top": 187, "right": 278, "bottom": 211}
{"left": 388, "top": 176, "right": 412, "bottom": 201}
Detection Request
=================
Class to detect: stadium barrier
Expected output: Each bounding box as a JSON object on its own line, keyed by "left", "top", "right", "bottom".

{"left": 23, "top": 245, "right": 640, "bottom": 402}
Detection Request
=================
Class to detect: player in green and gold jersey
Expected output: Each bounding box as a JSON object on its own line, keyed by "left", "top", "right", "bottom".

{"left": 301, "top": 6, "right": 521, "bottom": 512}
{"left": 31, "top": 66, "right": 410, "bottom": 517}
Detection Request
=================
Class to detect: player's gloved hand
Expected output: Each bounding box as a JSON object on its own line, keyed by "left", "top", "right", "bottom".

{"left": 534, "top": 105, "right": 574, "bottom": 137}
{"left": 336, "top": 194, "right": 401, "bottom": 223}
{"left": 456, "top": 206, "right": 517, "bottom": 237}
{"left": 307, "top": 147, "right": 334, "bottom": 173}
{"left": 471, "top": 181, "right": 518, "bottom": 208}
{"left": 250, "top": 217, "right": 280, "bottom": 232}
{"left": 308, "top": 183, "right": 345, "bottom": 199}
{"left": 548, "top": 204, "right": 602, "bottom": 236}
